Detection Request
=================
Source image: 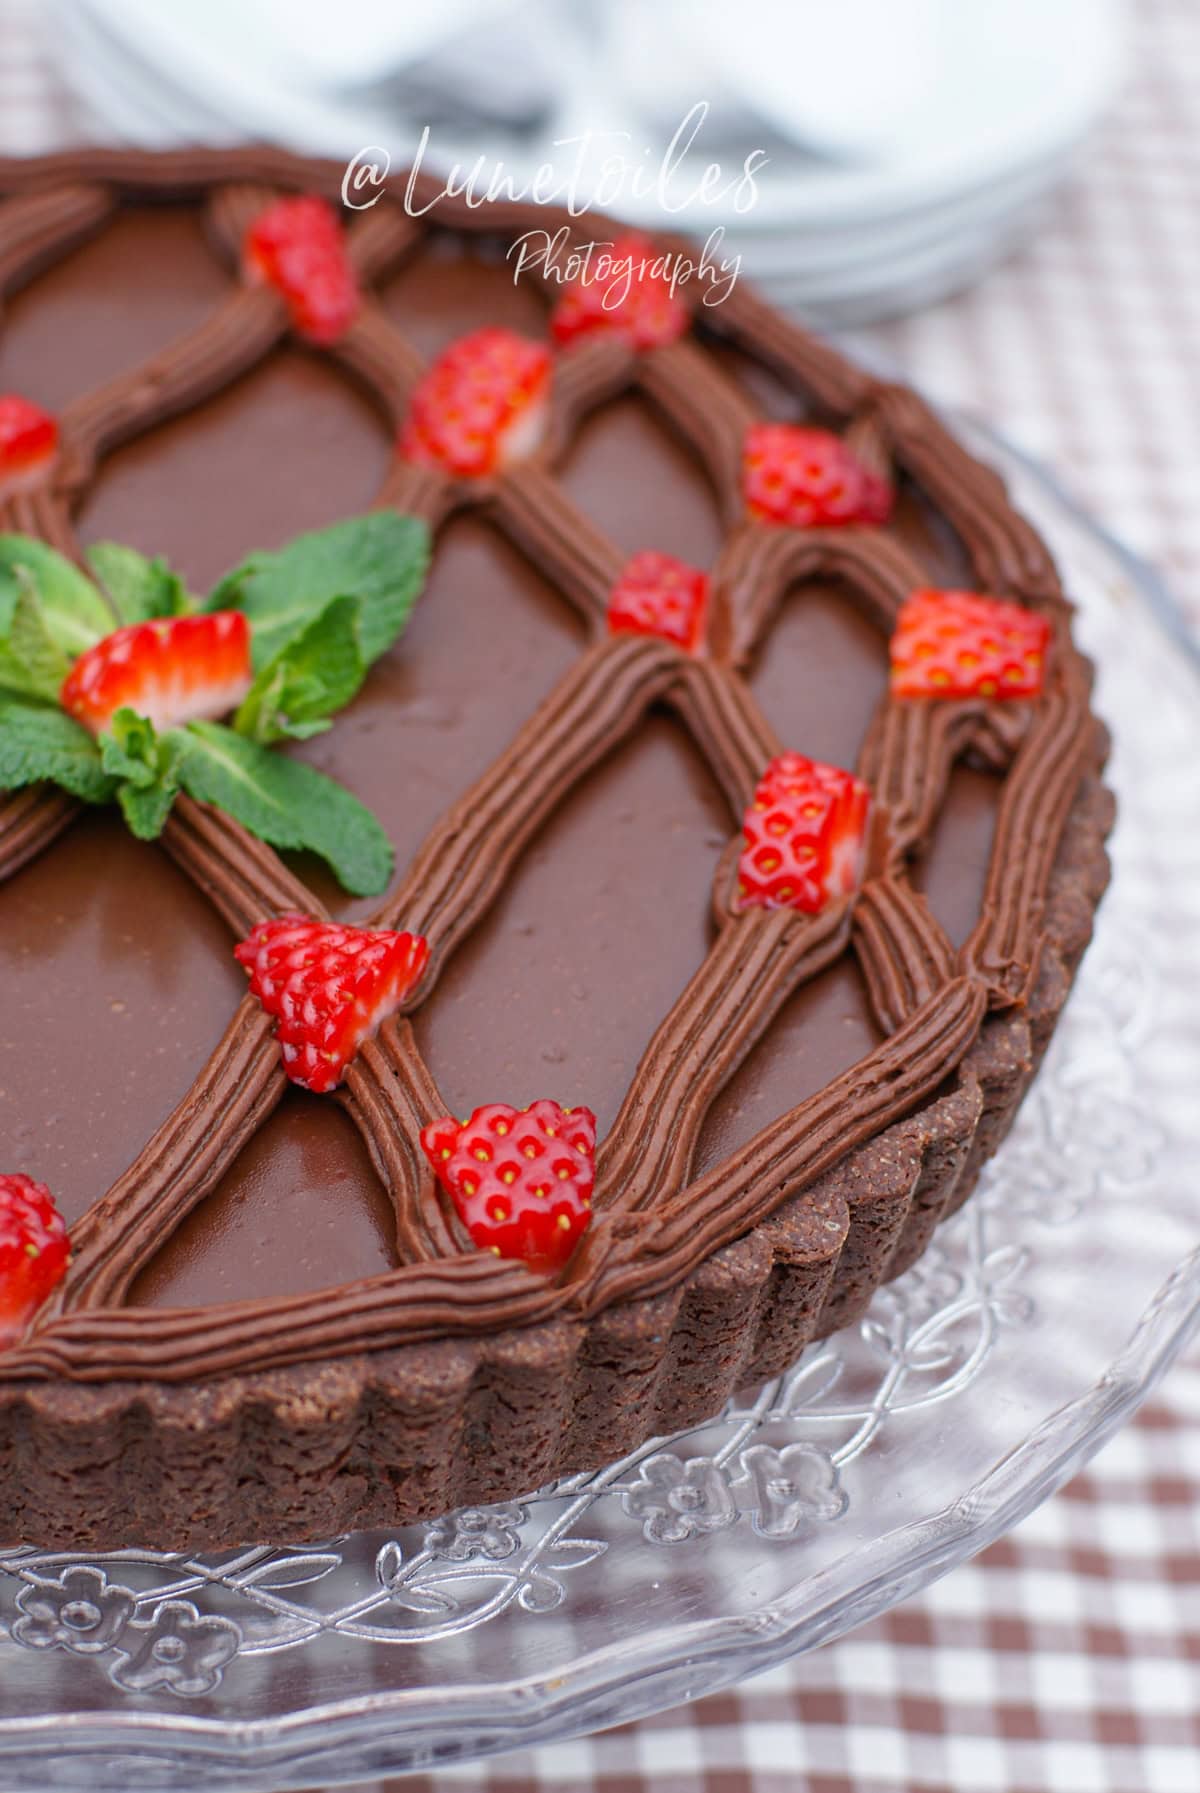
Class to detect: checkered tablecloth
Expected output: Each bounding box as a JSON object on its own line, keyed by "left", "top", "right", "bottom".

{"left": 867, "top": 0, "right": 1200, "bottom": 645}
{"left": 2, "top": 2, "right": 1199, "bottom": 1788}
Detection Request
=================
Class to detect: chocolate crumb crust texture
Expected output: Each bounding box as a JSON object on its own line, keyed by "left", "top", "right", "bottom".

{"left": 0, "top": 150, "right": 1112, "bottom": 1550}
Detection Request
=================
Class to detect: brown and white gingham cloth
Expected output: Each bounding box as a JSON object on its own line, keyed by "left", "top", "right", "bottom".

{"left": 3, "top": 1, "right": 1199, "bottom": 1787}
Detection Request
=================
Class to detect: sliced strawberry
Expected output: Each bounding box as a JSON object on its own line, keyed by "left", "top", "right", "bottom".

{"left": 0, "top": 1173, "right": 69, "bottom": 1347}
{"left": 243, "top": 195, "right": 359, "bottom": 345}
{"left": 738, "top": 753, "right": 871, "bottom": 913}
{"left": 399, "top": 327, "right": 552, "bottom": 479}
{"left": 0, "top": 394, "right": 58, "bottom": 498}
{"left": 743, "top": 424, "right": 892, "bottom": 529}
{"left": 607, "top": 550, "right": 708, "bottom": 653}
{"left": 420, "top": 1100, "right": 595, "bottom": 1273}
{"left": 236, "top": 913, "right": 429, "bottom": 1093}
{"left": 551, "top": 233, "right": 687, "bottom": 351}
{"left": 60, "top": 611, "right": 253, "bottom": 737}
{"left": 891, "top": 587, "right": 1051, "bottom": 699}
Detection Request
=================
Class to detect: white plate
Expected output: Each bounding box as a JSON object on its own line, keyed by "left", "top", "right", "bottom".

{"left": 53, "top": 1, "right": 241, "bottom": 146}
{"left": 58, "top": 0, "right": 1121, "bottom": 322}
{"left": 68, "top": 0, "right": 1122, "bottom": 222}
{"left": 758, "top": 186, "right": 1058, "bottom": 302}
{"left": 722, "top": 152, "right": 1071, "bottom": 276}
{"left": 683, "top": 0, "right": 1124, "bottom": 223}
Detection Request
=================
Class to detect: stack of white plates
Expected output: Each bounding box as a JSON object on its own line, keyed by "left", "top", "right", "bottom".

{"left": 53, "top": 0, "right": 1124, "bottom": 323}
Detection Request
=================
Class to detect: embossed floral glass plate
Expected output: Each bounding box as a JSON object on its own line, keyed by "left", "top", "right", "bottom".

{"left": 0, "top": 422, "right": 1197, "bottom": 1792}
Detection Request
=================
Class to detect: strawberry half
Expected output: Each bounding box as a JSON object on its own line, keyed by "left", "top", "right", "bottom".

{"left": 0, "top": 394, "right": 58, "bottom": 499}
{"left": 743, "top": 424, "right": 892, "bottom": 529}
{"left": 607, "top": 550, "right": 708, "bottom": 653}
{"left": 399, "top": 327, "right": 552, "bottom": 479}
{"left": 243, "top": 195, "right": 359, "bottom": 345}
{"left": 60, "top": 611, "right": 253, "bottom": 737}
{"left": 890, "top": 588, "right": 1052, "bottom": 699}
{"left": 551, "top": 233, "right": 688, "bottom": 351}
{"left": 236, "top": 914, "right": 429, "bottom": 1093}
{"left": 0, "top": 1173, "right": 69, "bottom": 1348}
{"left": 738, "top": 753, "right": 871, "bottom": 913}
{"left": 421, "top": 1100, "right": 595, "bottom": 1273}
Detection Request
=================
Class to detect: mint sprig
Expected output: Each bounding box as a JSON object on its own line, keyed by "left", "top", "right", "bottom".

{"left": 0, "top": 513, "right": 431, "bottom": 896}
{"left": 0, "top": 697, "right": 116, "bottom": 804}
{"left": 87, "top": 542, "right": 196, "bottom": 624}
{"left": 0, "top": 567, "right": 71, "bottom": 703}
{"left": 210, "top": 511, "right": 429, "bottom": 668}
{"left": 178, "top": 722, "right": 392, "bottom": 897}
{"left": 99, "top": 708, "right": 186, "bottom": 839}
{"left": 94, "top": 712, "right": 392, "bottom": 893}
{"left": 0, "top": 535, "right": 112, "bottom": 657}
{"left": 234, "top": 593, "right": 366, "bottom": 745}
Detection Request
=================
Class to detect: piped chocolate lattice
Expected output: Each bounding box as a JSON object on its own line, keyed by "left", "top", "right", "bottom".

{"left": 0, "top": 150, "right": 1111, "bottom": 1548}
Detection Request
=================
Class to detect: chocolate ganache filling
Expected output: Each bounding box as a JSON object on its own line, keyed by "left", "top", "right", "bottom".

{"left": 0, "top": 154, "right": 1101, "bottom": 1412}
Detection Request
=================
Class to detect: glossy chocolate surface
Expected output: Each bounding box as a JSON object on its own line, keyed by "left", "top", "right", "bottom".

{"left": 1, "top": 206, "right": 994, "bottom": 1311}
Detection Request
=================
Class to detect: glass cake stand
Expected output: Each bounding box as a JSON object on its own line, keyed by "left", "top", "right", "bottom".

{"left": 1, "top": 422, "right": 1198, "bottom": 1792}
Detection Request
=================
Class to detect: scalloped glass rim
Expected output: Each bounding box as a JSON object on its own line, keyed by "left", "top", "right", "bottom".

{"left": 0, "top": 416, "right": 1198, "bottom": 1791}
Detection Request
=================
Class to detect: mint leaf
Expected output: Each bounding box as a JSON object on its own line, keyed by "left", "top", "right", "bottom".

{"left": 209, "top": 511, "right": 429, "bottom": 670}
{"left": 178, "top": 721, "right": 393, "bottom": 896}
{"left": 116, "top": 780, "right": 177, "bottom": 838}
{"left": 99, "top": 709, "right": 165, "bottom": 790}
{"left": 98, "top": 708, "right": 185, "bottom": 838}
{"left": 233, "top": 594, "right": 366, "bottom": 745}
{"left": 0, "top": 568, "right": 70, "bottom": 703}
{"left": 0, "top": 535, "right": 112, "bottom": 657}
{"left": 0, "top": 696, "right": 115, "bottom": 803}
{"left": 87, "top": 542, "right": 195, "bottom": 624}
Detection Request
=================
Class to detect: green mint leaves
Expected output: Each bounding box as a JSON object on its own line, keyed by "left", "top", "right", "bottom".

{"left": 0, "top": 697, "right": 116, "bottom": 804}
{"left": 86, "top": 542, "right": 195, "bottom": 624}
{"left": 210, "top": 511, "right": 429, "bottom": 669}
{"left": 99, "top": 708, "right": 186, "bottom": 839}
{"left": 224, "top": 511, "right": 429, "bottom": 749}
{"left": 0, "top": 512, "right": 430, "bottom": 895}
{"left": 177, "top": 722, "right": 393, "bottom": 897}
{"left": 96, "top": 711, "right": 392, "bottom": 895}
{"left": 234, "top": 593, "right": 366, "bottom": 745}
{"left": 0, "top": 567, "right": 72, "bottom": 703}
{"left": 0, "top": 536, "right": 112, "bottom": 658}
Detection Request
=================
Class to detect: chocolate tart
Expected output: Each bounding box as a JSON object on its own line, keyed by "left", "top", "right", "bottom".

{"left": 0, "top": 150, "right": 1112, "bottom": 1550}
